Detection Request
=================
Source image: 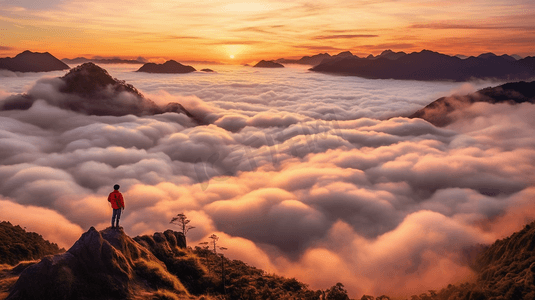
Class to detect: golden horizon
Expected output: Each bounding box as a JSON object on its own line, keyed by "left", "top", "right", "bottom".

{"left": 1, "top": 1, "right": 534, "bottom": 63}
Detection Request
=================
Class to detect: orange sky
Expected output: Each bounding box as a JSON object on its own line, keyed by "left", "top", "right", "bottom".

{"left": 1, "top": 0, "right": 534, "bottom": 63}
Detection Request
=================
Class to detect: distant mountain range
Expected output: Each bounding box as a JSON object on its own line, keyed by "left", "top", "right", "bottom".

{"left": 0, "top": 50, "right": 69, "bottom": 72}
{"left": 5, "top": 49, "right": 534, "bottom": 81}
{"left": 136, "top": 60, "right": 196, "bottom": 73}
{"left": 62, "top": 57, "right": 145, "bottom": 64}
{"left": 410, "top": 80, "right": 535, "bottom": 126}
{"left": 309, "top": 49, "right": 535, "bottom": 81}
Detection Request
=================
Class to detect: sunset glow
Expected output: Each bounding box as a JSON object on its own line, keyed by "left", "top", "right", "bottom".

{"left": 1, "top": 0, "right": 534, "bottom": 62}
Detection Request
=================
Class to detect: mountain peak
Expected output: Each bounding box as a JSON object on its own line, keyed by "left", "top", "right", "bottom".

{"left": 335, "top": 51, "right": 353, "bottom": 57}
{"left": 60, "top": 62, "right": 144, "bottom": 99}
{"left": 380, "top": 49, "right": 394, "bottom": 55}
{"left": 478, "top": 52, "right": 497, "bottom": 59}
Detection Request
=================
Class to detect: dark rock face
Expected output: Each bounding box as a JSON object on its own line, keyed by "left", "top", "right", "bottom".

{"left": 0, "top": 50, "right": 69, "bottom": 72}
{"left": 311, "top": 49, "right": 535, "bottom": 81}
{"left": 200, "top": 68, "right": 214, "bottom": 72}
{"left": 410, "top": 80, "right": 535, "bottom": 126}
{"left": 253, "top": 60, "right": 284, "bottom": 68}
{"left": 136, "top": 60, "right": 196, "bottom": 73}
{"left": 6, "top": 227, "right": 189, "bottom": 300}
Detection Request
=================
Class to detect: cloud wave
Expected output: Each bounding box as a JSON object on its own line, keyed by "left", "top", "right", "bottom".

{"left": 1, "top": 66, "right": 533, "bottom": 297}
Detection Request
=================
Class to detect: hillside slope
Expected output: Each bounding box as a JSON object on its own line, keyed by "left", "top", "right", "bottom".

{"left": 310, "top": 50, "right": 535, "bottom": 81}
{"left": 411, "top": 221, "right": 535, "bottom": 300}
{"left": 0, "top": 221, "right": 63, "bottom": 265}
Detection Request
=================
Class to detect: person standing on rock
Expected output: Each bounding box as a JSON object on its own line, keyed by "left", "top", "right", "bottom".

{"left": 108, "top": 184, "right": 125, "bottom": 229}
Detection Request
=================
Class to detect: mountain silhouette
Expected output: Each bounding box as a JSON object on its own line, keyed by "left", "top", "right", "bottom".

{"left": 253, "top": 60, "right": 284, "bottom": 68}
{"left": 410, "top": 80, "right": 535, "bottom": 126}
{"left": 0, "top": 63, "right": 202, "bottom": 123}
{"left": 136, "top": 60, "right": 196, "bottom": 73}
{"left": 311, "top": 49, "right": 535, "bottom": 81}
{"left": 0, "top": 50, "right": 69, "bottom": 72}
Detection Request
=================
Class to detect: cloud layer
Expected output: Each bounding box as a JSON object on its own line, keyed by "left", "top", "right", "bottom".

{"left": 1, "top": 65, "right": 534, "bottom": 297}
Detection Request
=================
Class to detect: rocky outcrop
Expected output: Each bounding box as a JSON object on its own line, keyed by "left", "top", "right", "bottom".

{"left": 253, "top": 60, "right": 284, "bottom": 68}
{"left": 136, "top": 60, "right": 196, "bottom": 73}
{"left": 6, "top": 227, "right": 189, "bottom": 300}
{"left": 0, "top": 50, "right": 69, "bottom": 72}
{"left": 410, "top": 80, "right": 535, "bottom": 126}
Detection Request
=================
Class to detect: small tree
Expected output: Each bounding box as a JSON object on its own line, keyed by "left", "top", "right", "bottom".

{"left": 199, "top": 234, "right": 228, "bottom": 295}
{"left": 170, "top": 213, "right": 195, "bottom": 237}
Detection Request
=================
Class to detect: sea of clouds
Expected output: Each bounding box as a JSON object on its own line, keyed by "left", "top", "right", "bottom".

{"left": 1, "top": 64, "right": 534, "bottom": 297}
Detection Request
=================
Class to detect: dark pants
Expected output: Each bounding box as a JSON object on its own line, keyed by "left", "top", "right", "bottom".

{"left": 112, "top": 208, "right": 122, "bottom": 227}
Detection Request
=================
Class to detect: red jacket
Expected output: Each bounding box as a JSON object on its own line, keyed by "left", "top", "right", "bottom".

{"left": 108, "top": 190, "right": 125, "bottom": 209}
